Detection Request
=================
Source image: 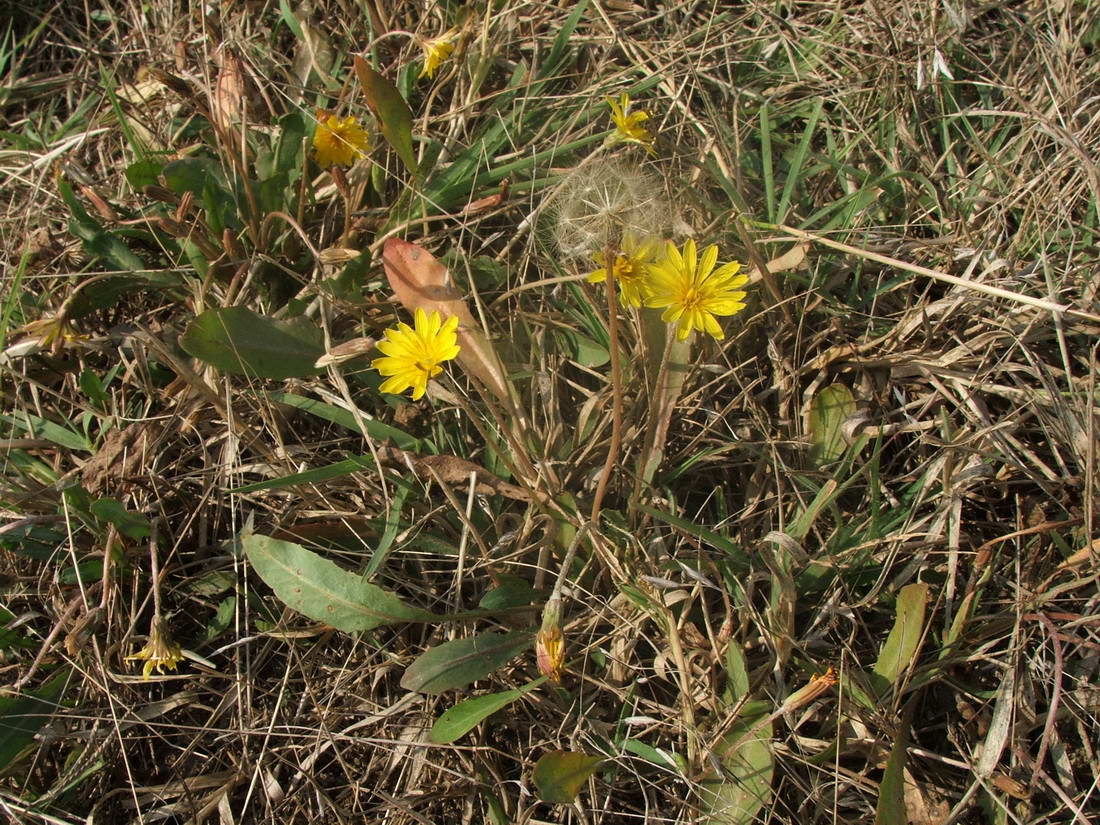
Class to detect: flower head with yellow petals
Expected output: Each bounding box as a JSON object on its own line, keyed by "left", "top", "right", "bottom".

{"left": 126, "top": 616, "right": 184, "bottom": 680}
{"left": 586, "top": 232, "right": 662, "bottom": 308}
{"left": 606, "top": 93, "right": 655, "bottom": 154}
{"left": 312, "top": 111, "right": 370, "bottom": 169}
{"left": 372, "top": 308, "right": 461, "bottom": 400}
{"left": 419, "top": 30, "right": 458, "bottom": 79}
{"left": 645, "top": 240, "right": 749, "bottom": 341}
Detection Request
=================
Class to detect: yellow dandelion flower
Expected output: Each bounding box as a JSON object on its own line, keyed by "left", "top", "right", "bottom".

{"left": 419, "top": 30, "right": 458, "bottom": 79}
{"left": 372, "top": 308, "right": 461, "bottom": 400}
{"left": 586, "top": 232, "right": 662, "bottom": 308}
{"left": 645, "top": 239, "right": 749, "bottom": 341}
{"left": 312, "top": 111, "right": 369, "bottom": 169}
{"left": 606, "top": 93, "right": 655, "bottom": 154}
{"left": 126, "top": 616, "right": 184, "bottom": 680}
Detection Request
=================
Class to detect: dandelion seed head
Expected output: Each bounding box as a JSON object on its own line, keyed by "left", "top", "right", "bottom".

{"left": 550, "top": 159, "right": 668, "bottom": 263}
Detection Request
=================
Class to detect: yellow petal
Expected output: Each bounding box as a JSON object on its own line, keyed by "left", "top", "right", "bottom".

{"left": 698, "top": 244, "right": 719, "bottom": 281}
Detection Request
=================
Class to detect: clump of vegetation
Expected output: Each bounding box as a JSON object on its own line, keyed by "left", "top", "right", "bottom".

{"left": 2, "top": 2, "right": 1099, "bottom": 824}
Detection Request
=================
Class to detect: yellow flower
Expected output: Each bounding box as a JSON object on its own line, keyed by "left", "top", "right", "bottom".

{"left": 606, "top": 93, "right": 655, "bottom": 154}
{"left": 372, "top": 308, "right": 461, "bottom": 400}
{"left": 535, "top": 625, "right": 565, "bottom": 683}
{"left": 645, "top": 239, "right": 749, "bottom": 341}
{"left": 126, "top": 616, "right": 183, "bottom": 679}
{"left": 586, "top": 232, "right": 662, "bottom": 308}
{"left": 419, "top": 30, "right": 457, "bottom": 79}
{"left": 312, "top": 111, "right": 369, "bottom": 169}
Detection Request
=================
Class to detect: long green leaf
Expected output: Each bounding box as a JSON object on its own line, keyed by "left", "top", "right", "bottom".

{"left": 354, "top": 57, "right": 416, "bottom": 175}
{"left": 809, "top": 383, "right": 855, "bottom": 465}
{"left": 874, "top": 717, "right": 909, "bottom": 825}
{"left": 0, "top": 669, "right": 69, "bottom": 772}
{"left": 242, "top": 533, "right": 438, "bottom": 632}
{"left": 401, "top": 630, "right": 532, "bottom": 694}
{"left": 871, "top": 583, "right": 930, "bottom": 699}
{"left": 776, "top": 98, "right": 824, "bottom": 224}
{"left": 637, "top": 504, "right": 748, "bottom": 572}
{"left": 0, "top": 412, "right": 91, "bottom": 452}
{"left": 699, "top": 716, "right": 774, "bottom": 825}
{"left": 267, "top": 392, "right": 423, "bottom": 451}
{"left": 541, "top": 0, "right": 590, "bottom": 77}
{"left": 429, "top": 676, "right": 545, "bottom": 744}
{"left": 231, "top": 456, "right": 376, "bottom": 494}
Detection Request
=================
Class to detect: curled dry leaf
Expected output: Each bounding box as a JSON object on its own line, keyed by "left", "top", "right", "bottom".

{"left": 462, "top": 179, "right": 509, "bottom": 215}
{"left": 381, "top": 238, "right": 512, "bottom": 405}
{"left": 745, "top": 242, "right": 808, "bottom": 284}
{"left": 212, "top": 49, "right": 249, "bottom": 133}
{"left": 315, "top": 336, "right": 377, "bottom": 368}
{"left": 377, "top": 446, "right": 529, "bottom": 501}
{"left": 318, "top": 247, "right": 361, "bottom": 265}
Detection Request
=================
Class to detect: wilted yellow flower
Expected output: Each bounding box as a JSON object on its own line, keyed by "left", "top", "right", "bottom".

{"left": 586, "top": 232, "right": 662, "bottom": 308}
{"left": 645, "top": 239, "right": 749, "bottom": 341}
{"left": 419, "top": 30, "right": 458, "bottom": 79}
{"left": 536, "top": 625, "right": 565, "bottom": 683}
{"left": 312, "top": 111, "right": 369, "bottom": 169}
{"left": 126, "top": 616, "right": 183, "bottom": 679}
{"left": 780, "top": 667, "right": 836, "bottom": 713}
{"left": 372, "top": 308, "right": 460, "bottom": 400}
{"left": 606, "top": 93, "right": 655, "bottom": 154}
{"left": 15, "top": 315, "right": 84, "bottom": 355}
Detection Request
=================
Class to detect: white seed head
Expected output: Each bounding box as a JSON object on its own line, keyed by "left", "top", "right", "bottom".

{"left": 550, "top": 159, "right": 667, "bottom": 261}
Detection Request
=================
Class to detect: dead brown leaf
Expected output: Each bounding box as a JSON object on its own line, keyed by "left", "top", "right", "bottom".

{"left": 377, "top": 445, "right": 530, "bottom": 501}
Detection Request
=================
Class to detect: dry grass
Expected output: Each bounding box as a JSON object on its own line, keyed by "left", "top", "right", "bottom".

{"left": 1, "top": 1, "right": 1099, "bottom": 823}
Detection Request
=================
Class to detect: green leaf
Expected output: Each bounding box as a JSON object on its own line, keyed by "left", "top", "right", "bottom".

{"left": 184, "top": 569, "right": 236, "bottom": 596}
{"left": 479, "top": 575, "right": 541, "bottom": 610}
{"left": 0, "top": 523, "right": 63, "bottom": 561}
{"left": 561, "top": 329, "right": 609, "bottom": 368}
{"left": 241, "top": 533, "right": 439, "bottom": 633}
{"left": 722, "top": 643, "right": 751, "bottom": 706}
{"left": 0, "top": 670, "right": 69, "bottom": 772}
{"left": 181, "top": 307, "right": 325, "bottom": 380}
{"left": 230, "top": 456, "right": 374, "bottom": 494}
{"left": 363, "top": 478, "right": 412, "bottom": 578}
{"left": 66, "top": 271, "right": 184, "bottom": 320}
{"left": 203, "top": 595, "right": 236, "bottom": 642}
{"left": 268, "top": 392, "right": 423, "bottom": 451}
{"left": 541, "top": 0, "right": 590, "bottom": 77}
{"left": 0, "top": 412, "right": 91, "bottom": 452}
{"left": 429, "top": 678, "right": 545, "bottom": 744}
{"left": 874, "top": 717, "right": 910, "bottom": 825}
{"left": 809, "top": 383, "right": 855, "bottom": 465}
{"left": 162, "top": 156, "right": 225, "bottom": 196}
{"left": 354, "top": 56, "right": 416, "bottom": 175}
{"left": 871, "top": 582, "right": 930, "bottom": 699}
{"left": 532, "top": 750, "right": 605, "bottom": 805}
{"left": 275, "top": 111, "right": 307, "bottom": 178}
{"left": 400, "top": 630, "right": 533, "bottom": 694}
{"left": 57, "top": 176, "right": 145, "bottom": 273}
{"left": 776, "top": 97, "right": 824, "bottom": 224}
{"left": 125, "top": 158, "right": 163, "bottom": 190}
{"left": 637, "top": 504, "right": 749, "bottom": 572}
{"left": 699, "top": 716, "right": 774, "bottom": 825}
{"left": 89, "top": 497, "right": 151, "bottom": 539}
{"left": 0, "top": 606, "right": 36, "bottom": 652}
{"left": 79, "top": 369, "right": 109, "bottom": 410}
{"left": 623, "top": 739, "right": 687, "bottom": 773}
{"left": 230, "top": 448, "right": 433, "bottom": 494}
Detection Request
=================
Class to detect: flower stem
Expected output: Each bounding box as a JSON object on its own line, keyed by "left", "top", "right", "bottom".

{"left": 590, "top": 244, "right": 623, "bottom": 524}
